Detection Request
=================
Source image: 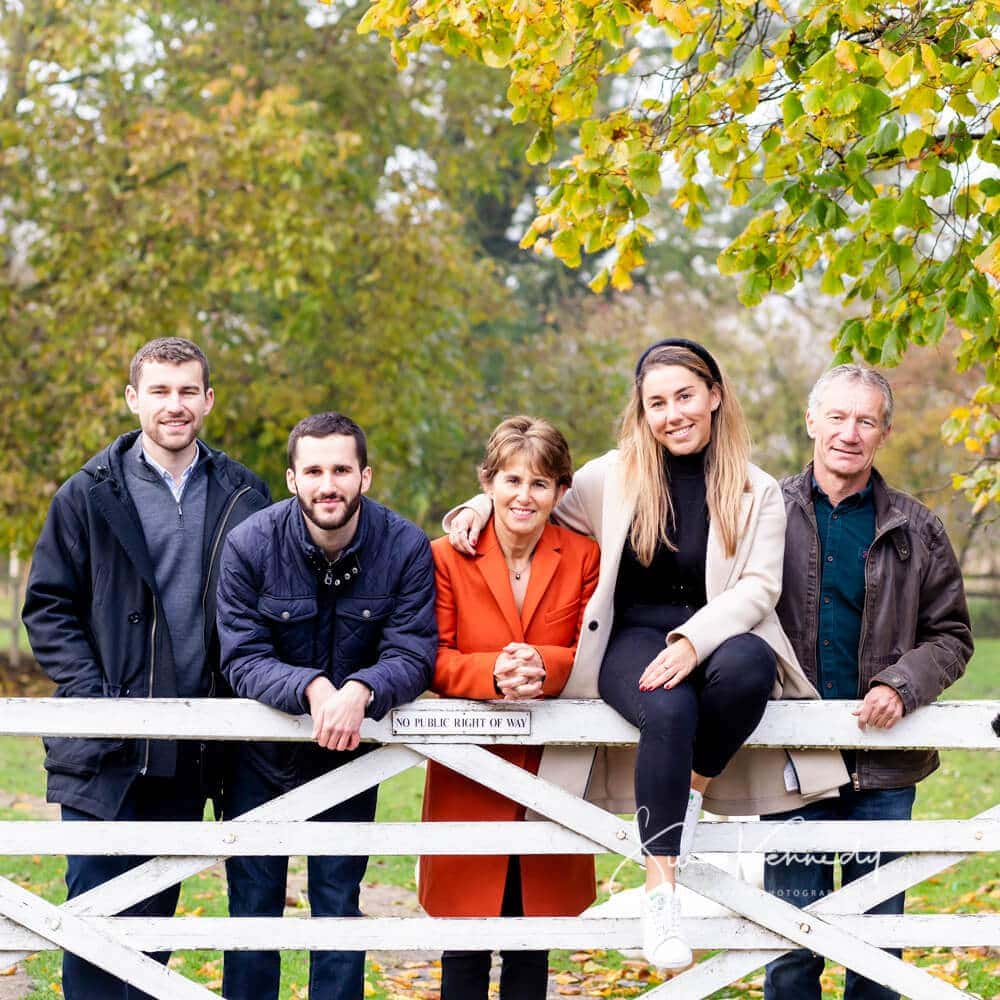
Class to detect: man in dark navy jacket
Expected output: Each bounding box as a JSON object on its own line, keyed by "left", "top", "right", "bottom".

{"left": 217, "top": 411, "right": 436, "bottom": 1000}
{"left": 22, "top": 338, "right": 271, "bottom": 999}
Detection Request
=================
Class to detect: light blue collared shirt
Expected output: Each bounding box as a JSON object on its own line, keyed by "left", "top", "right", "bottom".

{"left": 141, "top": 444, "right": 203, "bottom": 503}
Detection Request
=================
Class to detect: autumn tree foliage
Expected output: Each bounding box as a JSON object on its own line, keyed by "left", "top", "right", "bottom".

{"left": 0, "top": 1, "right": 537, "bottom": 546}
{"left": 358, "top": 0, "right": 1000, "bottom": 509}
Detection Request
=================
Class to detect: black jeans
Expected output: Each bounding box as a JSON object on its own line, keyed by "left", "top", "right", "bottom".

{"left": 61, "top": 770, "right": 207, "bottom": 1000}
{"left": 440, "top": 857, "right": 548, "bottom": 1000}
{"left": 599, "top": 604, "right": 776, "bottom": 856}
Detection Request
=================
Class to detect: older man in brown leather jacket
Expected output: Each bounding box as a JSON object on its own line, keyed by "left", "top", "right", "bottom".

{"left": 763, "top": 364, "right": 973, "bottom": 1000}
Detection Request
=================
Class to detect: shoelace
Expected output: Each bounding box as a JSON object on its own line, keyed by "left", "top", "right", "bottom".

{"left": 649, "top": 889, "right": 682, "bottom": 940}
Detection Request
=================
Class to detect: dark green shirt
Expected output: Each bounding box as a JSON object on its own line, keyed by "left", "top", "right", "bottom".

{"left": 812, "top": 476, "right": 875, "bottom": 700}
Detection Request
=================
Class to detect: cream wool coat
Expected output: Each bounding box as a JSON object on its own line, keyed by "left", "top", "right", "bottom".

{"left": 450, "top": 450, "right": 848, "bottom": 817}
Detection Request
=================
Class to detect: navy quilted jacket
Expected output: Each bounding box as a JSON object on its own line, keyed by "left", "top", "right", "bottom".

{"left": 217, "top": 497, "right": 436, "bottom": 725}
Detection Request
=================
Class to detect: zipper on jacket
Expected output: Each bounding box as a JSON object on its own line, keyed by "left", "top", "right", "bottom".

{"left": 856, "top": 544, "right": 876, "bottom": 700}
{"left": 141, "top": 601, "right": 158, "bottom": 775}
{"left": 801, "top": 503, "right": 822, "bottom": 688}
{"left": 201, "top": 485, "right": 252, "bottom": 612}
{"left": 852, "top": 514, "right": 905, "bottom": 790}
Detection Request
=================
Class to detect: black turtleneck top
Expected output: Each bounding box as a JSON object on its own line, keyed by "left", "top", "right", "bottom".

{"left": 614, "top": 448, "right": 709, "bottom": 612}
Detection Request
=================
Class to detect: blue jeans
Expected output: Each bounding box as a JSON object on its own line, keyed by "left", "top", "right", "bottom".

{"left": 221, "top": 752, "right": 378, "bottom": 1000}
{"left": 61, "top": 774, "right": 207, "bottom": 1000}
{"left": 762, "top": 783, "right": 916, "bottom": 1000}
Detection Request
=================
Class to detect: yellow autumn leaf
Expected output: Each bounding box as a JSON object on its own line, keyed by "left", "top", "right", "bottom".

{"left": 973, "top": 239, "right": 1000, "bottom": 279}
{"left": 651, "top": 0, "right": 698, "bottom": 33}
{"left": 920, "top": 42, "right": 940, "bottom": 75}
{"left": 836, "top": 40, "right": 857, "bottom": 71}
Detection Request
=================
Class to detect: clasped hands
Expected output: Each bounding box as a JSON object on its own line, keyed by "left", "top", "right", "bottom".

{"left": 494, "top": 643, "right": 546, "bottom": 700}
{"left": 304, "top": 676, "right": 370, "bottom": 751}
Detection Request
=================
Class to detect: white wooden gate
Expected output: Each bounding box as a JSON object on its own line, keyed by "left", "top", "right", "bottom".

{"left": 0, "top": 697, "right": 996, "bottom": 998}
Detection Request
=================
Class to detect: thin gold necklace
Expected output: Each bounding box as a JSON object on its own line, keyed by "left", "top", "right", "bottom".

{"left": 507, "top": 558, "right": 531, "bottom": 580}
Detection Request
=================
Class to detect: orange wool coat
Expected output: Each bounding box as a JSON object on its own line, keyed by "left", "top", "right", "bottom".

{"left": 418, "top": 518, "right": 600, "bottom": 918}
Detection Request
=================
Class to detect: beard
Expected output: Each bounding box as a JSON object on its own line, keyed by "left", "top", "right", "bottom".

{"left": 296, "top": 489, "right": 362, "bottom": 534}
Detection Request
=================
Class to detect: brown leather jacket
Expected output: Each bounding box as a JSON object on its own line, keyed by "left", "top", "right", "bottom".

{"left": 777, "top": 466, "right": 973, "bottom": 790}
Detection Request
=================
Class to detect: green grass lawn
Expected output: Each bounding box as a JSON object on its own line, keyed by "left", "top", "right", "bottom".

{"left": 1, "top": 640, "right": 997, "bottom": 998}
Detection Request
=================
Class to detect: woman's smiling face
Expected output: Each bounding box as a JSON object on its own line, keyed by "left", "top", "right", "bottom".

{"left": 485, "top": 458, "right": 562, "bottom": 542}
{"left": 641, "top": 364, "right": 721, "bottom": 455}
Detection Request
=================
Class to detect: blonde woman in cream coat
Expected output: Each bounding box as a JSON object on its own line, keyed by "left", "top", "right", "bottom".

{"left": 445, "top": 339, "right": 848, "bottom": 970}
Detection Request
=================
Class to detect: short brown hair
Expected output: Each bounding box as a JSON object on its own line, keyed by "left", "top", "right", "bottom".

{"left": 479, "top": 416, "right": 573, "bottom": 489}
{"left": 287, "top": 412, "right": 368, "bottom": 469}
{"left": 129, "top": 338, "right": 210, "bottom": 390}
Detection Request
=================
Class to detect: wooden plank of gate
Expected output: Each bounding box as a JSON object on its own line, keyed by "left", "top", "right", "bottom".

{"left": 0, "top": 818, "right": 995, "bottom": 856}
{"left": 0, "top": 912, "right": 992, "bottom": 953}
{"left": 645, "top": 804, "right": 1000, "bottom": 999}
{"left": 0, "top": 745, "right": 423, "bottom": 968}
{"left": 3, "top": 697, "right": 996, "bottom": 750}
{"left": 0, "top": 876, "right": 214, "bottom": 1000}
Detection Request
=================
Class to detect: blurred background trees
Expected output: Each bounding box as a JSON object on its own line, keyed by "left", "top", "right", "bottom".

{"left": 1, "top": 1, "right": 993, "bottom": 635}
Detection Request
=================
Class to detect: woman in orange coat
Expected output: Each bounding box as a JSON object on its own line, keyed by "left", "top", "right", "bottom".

{"left": 419, "top": 415, "right": 600, "bottom": 1000}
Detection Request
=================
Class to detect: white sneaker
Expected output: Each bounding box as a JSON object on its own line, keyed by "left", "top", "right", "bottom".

{"left": 642, "top": 882, "right": 693, "bottom": 969}
{"left": 679, "top": 789, "right": 703, "bottom": 863}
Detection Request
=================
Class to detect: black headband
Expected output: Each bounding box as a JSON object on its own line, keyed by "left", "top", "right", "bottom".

{"left": 634, "top": 338, "right": 722, "bottom": 384}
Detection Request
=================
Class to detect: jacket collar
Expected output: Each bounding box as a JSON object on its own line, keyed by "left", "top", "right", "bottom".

{"left": 83, "top": 433, "right": 158, "bottom": 592}
{"left": 82, "top": 432, "right": 239, "bottom": 590}
{"left": 473, "top": 517, "right": 563, "bottom": 637}
{"left": 290, "top": 494, "right": 371, "bottom": 581}
{"left": 788, "top": 463, "right": 908, "bottom": 538}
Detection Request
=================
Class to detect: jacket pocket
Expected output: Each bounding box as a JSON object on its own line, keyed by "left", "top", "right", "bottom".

{"left": 43, "top": 737, "right": 126, "bottom": 779}
{"left": 544, "top": 602, "right": 580, "bottom": 628}
{"left": 338, "top": 595, "right": 395, "bottom": 623}
{"left": 258, "top": 595, "right": 318, "bottom": 623}
{"left": 336, "top": 595, "right": 395, "bottom": 663}
{"left": 258, "top": 594, "right": 318, "bottom": 663}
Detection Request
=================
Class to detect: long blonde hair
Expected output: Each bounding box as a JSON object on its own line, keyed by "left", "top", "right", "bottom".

{"left": 619, "top": 345, "right": 751, "bottom": 563}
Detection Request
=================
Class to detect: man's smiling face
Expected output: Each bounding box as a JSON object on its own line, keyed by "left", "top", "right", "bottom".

{"left": 125, "top": 359, "right": 214, "bottom": 458}
{"left": 807, "top": 375, "right": 890, "bottom": 491}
